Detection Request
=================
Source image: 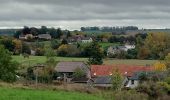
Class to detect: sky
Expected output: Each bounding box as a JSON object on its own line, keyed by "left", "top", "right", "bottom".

{"left": 0, "top": 0, "right": 170, "bottom": 30}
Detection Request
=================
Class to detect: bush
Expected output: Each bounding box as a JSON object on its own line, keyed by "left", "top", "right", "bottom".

{"left": 114, "top": 90, "right": 148, "bottom": 100}
{"left": 164, "top": 77, "right": 170, "bottom": 84}
{"left": 0, "top": 45, "right": 18, "bottom": 82}
{"left": 136, "top": 82, "right": 167, "bottom": 99}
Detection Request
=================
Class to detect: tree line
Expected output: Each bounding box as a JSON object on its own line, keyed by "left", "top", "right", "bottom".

{"left": 81, "top": 26, "right": 138, "bottom": 32}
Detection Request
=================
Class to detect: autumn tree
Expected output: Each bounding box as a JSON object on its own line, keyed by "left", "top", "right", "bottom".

{"left": 12, "top": 39, "right": 22, "bottom": 54}
{"left": 142, "top": 33, "right": 170, "bottom": 59}
{"left": 57, "top": 44, "right": 80, "bottom": 57}
{"left": 154, "top": 61, "right": 167, "bottom": 71}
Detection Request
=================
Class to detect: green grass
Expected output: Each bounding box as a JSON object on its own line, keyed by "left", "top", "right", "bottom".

{"left": 12, "top": 56, "right": 156, "bottom": 66}
{"left": 99, "top": 42, "right": 120, "bottom": 49}
{"left": 0, "top": 87, "right": 104, "bottom": 100}
{"left": 12, "top": 56, "right": 87, "bottom": 66}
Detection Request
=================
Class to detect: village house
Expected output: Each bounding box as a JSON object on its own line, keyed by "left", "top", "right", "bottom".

{"left": 19, "top": 34, "right": 34, "bottom": 40}
{"left": 38, "top": 34, "right": 51, "bottom": 40}
{"left": 54, "top": 61, "right": 91, "bottom": 83}
{"left": 91, "top": 65, "right": 153, "bottom": 88}
{"left": 107, "top": 44, "right": 135, "bottom": 56}
{"left": 81, "top": 37, "right": 93, "bottom": 43}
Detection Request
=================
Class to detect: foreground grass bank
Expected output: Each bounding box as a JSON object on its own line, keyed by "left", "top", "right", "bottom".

{"left": 12, "top": 55, "right": 157, "bottom": 66}
{"left": 0, "top": 87, "right": 104, "bottom": 100}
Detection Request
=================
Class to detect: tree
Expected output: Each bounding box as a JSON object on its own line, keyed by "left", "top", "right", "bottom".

{"left": 22, "top": 26, "right": 30, "bottom": 35}
{"left": 30, "top": 27, "right": 39, "bottom": 36}
{"left": 14, "top": 30, "right": 22, "bottom": 38}
{"left": 0, "top": 38, "right": 15, "bottom": 52}
{"left": 56, "top": 28, "right": 63, "bottom": 38}
{"left": 12, "top": 39, "right": 22, "bottom": 54}
{"left": 137, "top": 46, "right": 150, "bottom": 59}
{"left": 57, "top": 44, "right": 81, "bottom": 57}
{"left": 66, "top": 31, "right": 71, "bottom": 38}
{"left": 61, "top": 38, "right": 68, "bottom": 45}
{"left": 49, "top": 28, "right": 57, "bottom": 38}
{"left": 142, "top": 33, "right": 170, "bottom": 59}
{"left": 0, "top": 45, "right": 18, "bottom": 82}
{"left": 45, "top": 45, "right": 56, "bottom": 83}
{"left": 40, "top": 26, "right": 48, "bottom": 34}
{"left": 22, "top": 42, "right": 31, "bottom": 54}
{"left": 87, "top": 41, "right": 104, "bottom": 65}
{"left": 112, "top": 69, "right": 123, "bottom": 91}
{"left": 165, "top": 53, "right": 170, "bottom": 69}
{"left": 73, "top": 68, "right": 85, "bottom": 78}
{"left": 44, "top": 45, "right": 56, "bottom": 59}
{"left": 51, "top": 39, "right": 59, "bottom": 49}
{"left": 154, "top": 61, "right": 167, "bottom": 71}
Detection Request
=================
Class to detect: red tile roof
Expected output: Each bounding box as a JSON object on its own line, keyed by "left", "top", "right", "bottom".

{"left": 91, "top": 65, "right": 153, "bottom": 77}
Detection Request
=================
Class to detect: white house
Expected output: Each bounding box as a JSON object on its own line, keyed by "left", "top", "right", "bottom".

{"left": 124, "top": 72, "right": 142, "bottom": 89}
{"left": 124, "top": 44, "right": 135, "bottom": 51}
{"left": 81, "top": 37, "right": 93, "bottom": 43}
{"left": 107, "top": 45, "right": 135, "bottom": 56}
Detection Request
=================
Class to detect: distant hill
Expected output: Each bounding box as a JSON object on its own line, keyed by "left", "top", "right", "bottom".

{"left": 0, "top": 29, "right": 20, "bottom": 36}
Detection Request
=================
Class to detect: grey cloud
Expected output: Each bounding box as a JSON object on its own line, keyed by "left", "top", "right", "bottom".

{"left": 0, "top": 0, "right": 170, "bottom": 29}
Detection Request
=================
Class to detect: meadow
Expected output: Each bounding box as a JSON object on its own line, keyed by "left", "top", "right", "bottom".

{"left": 12, "top": 55, "right": 157, "bottom": 66}
{"left": 0, "top": 87, "right": 104, "bottom": 100}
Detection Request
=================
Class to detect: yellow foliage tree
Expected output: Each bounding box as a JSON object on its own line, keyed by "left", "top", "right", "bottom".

{"left": 154, "top": 61, "right": 167, "bottom": 71}
{"left": 12, "top": 39, "right": 22, "bottom": 54}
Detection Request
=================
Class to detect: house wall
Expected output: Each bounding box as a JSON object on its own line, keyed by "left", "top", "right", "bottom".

{"left": 125, "top": 80, "right": 139, "bottom": 88}
{"left": 81, "top": 39, "right": 93, "bottom": 43}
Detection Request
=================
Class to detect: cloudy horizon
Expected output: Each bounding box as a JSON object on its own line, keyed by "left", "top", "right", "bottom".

{"left": 0, "top": 0, "right": 170, "bottom": 30}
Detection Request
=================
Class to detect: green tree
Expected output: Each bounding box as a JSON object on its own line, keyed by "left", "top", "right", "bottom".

{"left": 66, "top": 31, "right": 72, "bottom": 38}
{"left": 0, "top": 45, "right": 18, "bottom": 82}
{"left": 51, "top": 39, "right": 59, "bottom": 49}
{"left": 112, "top": 69, "right": 123, "bottom": 91}
{"left": 61, "top": 38, "right": 68, "bottom": 45}
{"left": 87, "top": 41, "right": 104, "bottom": 65}
{"left": 73, "top": 68, "right": 85, "bottom": 78}
{"left": 22, "top": 42, "right": 31, "bottom": 54}
{"left": 0, "top": 37, "right": 15, "bottom": 52}
{"left": 56, "top": 28, "right": 63, "bottom": 38}
{"left": 45, "top": 45, "right": 56, "bottom": 83}
{"left": 165, "top": 53, "right": 170, "bottom": 68}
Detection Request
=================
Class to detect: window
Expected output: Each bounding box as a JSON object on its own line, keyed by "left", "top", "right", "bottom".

{"left": 131, "top": 80, "right": 134, "bottom": 85}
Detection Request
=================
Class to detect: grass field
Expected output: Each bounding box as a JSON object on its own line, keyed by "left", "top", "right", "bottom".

{"left": 12, "top": 55, "right": 157, "bottom": 66}
{"left": 99, "top": 42, "right": 120, "bottom": 49}
{"left": 0, "top": 87, "right": 104, "bottom": 100}
{"left": 12, "top": 56, "right": 87, "bottom": 66}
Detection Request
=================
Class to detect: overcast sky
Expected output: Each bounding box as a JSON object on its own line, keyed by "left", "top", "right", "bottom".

{"left": 0, "top": 0, "right": 170, "bottom": 30}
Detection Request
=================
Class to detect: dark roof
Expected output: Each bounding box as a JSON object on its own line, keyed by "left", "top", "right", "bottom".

{"left": 93, "top": 76, "right": 112, "bottom": 84}
{"left": 38, "top": 34, "right": 51, "bottom": 38}
{"left": 55, "top": 61, "right": 87, "bottom": 72}
{"left": 71, "top": 77, "right": 89, "bottom": 83}
{"left": 128, "top": 71, "right": 148, "bottom": 80}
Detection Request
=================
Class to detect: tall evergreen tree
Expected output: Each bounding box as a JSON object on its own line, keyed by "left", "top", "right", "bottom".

{"left": 87, "top": 41, "right": 104, "bottom": 65}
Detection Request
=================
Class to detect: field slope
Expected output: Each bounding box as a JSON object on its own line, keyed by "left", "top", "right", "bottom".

{"left": 0, "top": 87, "right": 104, "bottom": 100}
{"left": 12, "top": 55, "right": 157, "bottom": 66}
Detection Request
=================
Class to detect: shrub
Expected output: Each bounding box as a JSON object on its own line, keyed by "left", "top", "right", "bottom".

{"left": 114, "top": 90, "right": 148, "bottom": 100}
